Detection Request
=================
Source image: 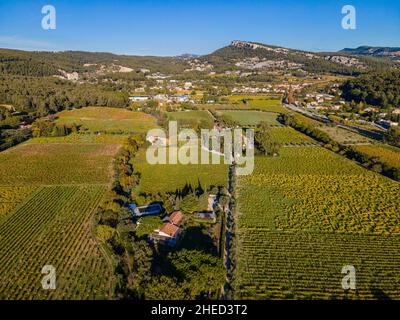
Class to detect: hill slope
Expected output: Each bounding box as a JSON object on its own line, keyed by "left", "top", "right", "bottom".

{"left": 340, "top": 46, "right": 400, "bottom": 62}
{"left": 199, "top": 40, "right": 395, "bottom": 75}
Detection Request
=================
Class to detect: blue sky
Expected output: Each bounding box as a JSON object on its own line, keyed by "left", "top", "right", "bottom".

{"left": 0, "top": 0, "right": 399, "bottom": 55}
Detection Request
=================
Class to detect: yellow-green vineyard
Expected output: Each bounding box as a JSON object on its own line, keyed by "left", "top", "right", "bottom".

{"left": 0, "top": 120, "right": 126, "bottom": 299}
{"left": 236, "top": 231, "right": 400, "bottom": 299}
{"left": 0, "top": 185, "right": 111, "bottom": 299}
{"left": 235, "top": 147, "right": 400, "bottom": 299}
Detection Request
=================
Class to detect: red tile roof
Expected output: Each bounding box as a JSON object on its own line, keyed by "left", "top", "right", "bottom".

{"left": 168, "top": 211, "right": 184, "bottom": 226}
{"left": 159, "top": 222, "right": 180, "bottom": 237}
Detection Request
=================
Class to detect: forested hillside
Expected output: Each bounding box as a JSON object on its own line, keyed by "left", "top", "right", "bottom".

{"left": 340, "top": 70, "right": 400, "bottom": 110}
{"left": 0, "top": 75, "right": 129, "bottom": 116}
{"left": 0, "top": 49, "right": 189, "bottom": 77}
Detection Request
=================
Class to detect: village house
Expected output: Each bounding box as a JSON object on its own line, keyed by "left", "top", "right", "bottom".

{"left": 364, "top": 107, "right": 379, "bottom": 113}
{"left": 184, "top": 82, "right": 193, "bottom": 90}
{"left": 129, "top": 95, "right": 149, "bottom": 102}
{"left": 173, "top": 94, "right": 190, "bottom": 103}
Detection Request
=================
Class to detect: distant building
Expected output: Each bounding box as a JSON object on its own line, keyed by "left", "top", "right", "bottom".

{"left": 129, "top": 96, "right": 149, "bottom": 102}
{"left": 377, "top": 120, "right": 399, "bottom": 129}
{"left": 174, "top": 95, "right": 190, "bottom": 102}
{"left": 364, "top": 107, "right": 379, "bottom": 113}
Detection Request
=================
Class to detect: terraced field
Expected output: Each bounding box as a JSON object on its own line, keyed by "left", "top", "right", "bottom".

{"left": 235, "top": 147, "right": 400, "bottom": 299}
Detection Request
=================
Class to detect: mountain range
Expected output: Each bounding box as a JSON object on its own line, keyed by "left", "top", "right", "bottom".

{"left": 0, "top": 40, "right": 398, "bottom": 79}
{"left": 340, "top": 46, "right": 400, "bottom": 61}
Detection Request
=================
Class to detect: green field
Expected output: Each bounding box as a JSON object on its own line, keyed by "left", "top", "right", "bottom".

{"left": 195, "top": 95, "right": 286, "bottom": 113}
{"left": 134, "top": 146, "right": 228, "bottom": 196}
{"left": 319, "top": 126, "right": 373, "bottom": 145}
{"left": 216, "top": 110, "right": 281, "bottom": 127}
{"left": 227, "top": 95, "right": 281, "bottom": 102}
{"left": 0, "top": 128, "right": 121, "bottom": 298}
{"left": 167, "top": 110, "right": 214, "bottom": 128}
{"left": 228, "top": 95, "right": 285, "bottom": 112}
{"left": 56, "top": 107, "right": 157, "bottom": 133}
{"left": 235, "top": 147, "right": 400, "bottom": 299}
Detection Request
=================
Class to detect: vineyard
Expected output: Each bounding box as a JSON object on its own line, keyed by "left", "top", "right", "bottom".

{"left": 30, "top": 133, "right": 129, "bottom": 145}
{"left": 236, "top": 230, "right": 400, "bottom": 299}
{"left": 235, "top": 147, "right": 400, "bottom": 299}
{"left": 0, "top": 142, "right": 120, "bottom": 185}
{"left": 0, "top": 185, "right": 111, "bottom": 299}
{"left": 353, "top": 144, "right": 400, "bottom": 168}
{"left": 0, "top": 134, "right": 121, "bottom": 299}
{"left": 0, "top": 186, "right": 37, "bottom": 219}
{"left": 270, "top": 127, "right": 316, "bottom": 145}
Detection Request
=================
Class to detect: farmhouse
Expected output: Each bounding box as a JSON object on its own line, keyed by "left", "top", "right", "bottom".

{"left": 151, "top": 211, "right": 184, "bottom": 246}
{"left": 163, "top": 210, "right": 184, "bottom": 225}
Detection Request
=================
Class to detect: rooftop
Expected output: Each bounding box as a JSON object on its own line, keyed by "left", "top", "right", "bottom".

{"left": 159, "top": 222, "right": 180, "bottom": 237}
{"left": 165, "top": 211, "right": 184, "bottom": 226}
